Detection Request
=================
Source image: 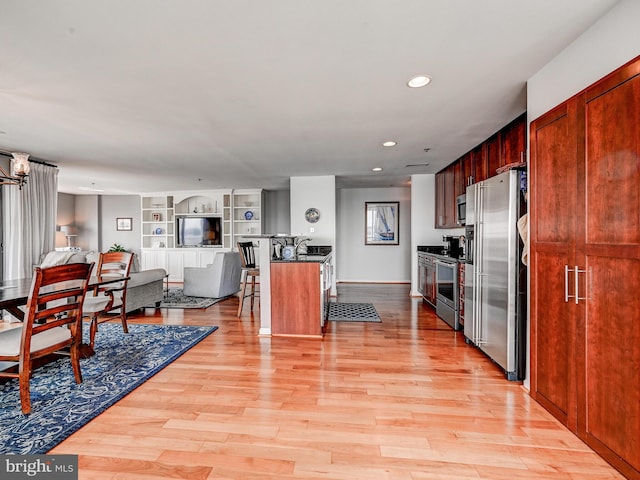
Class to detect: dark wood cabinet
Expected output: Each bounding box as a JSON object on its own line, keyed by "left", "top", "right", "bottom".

{"left": 471, "top": 144, "right": 487, "bottom": 184}
{"left": 485, "top": 133, "right": 501, "bottom": 179}
{"left": 501, "top": 112, "right": 526, "bottom": 167}
{"left": 444, "top": 164, "right": 456, "bottom": 227}
{"left": 435, "top": 113, "right": 526, "bottom": 229}
{"left": 460, "top": 151, "right": 474, "bottom": 189}
{"left": 530, "top": 56, "right": 640, "bottom": 480}
{"left": 435, "top": 171, "right": 446, "bottom": 228}
{"left": 530, "top": 99, "right": 580, "bottom": 429}
{"left": 435, "top": 165, "right": 457, "bottom": 228}
{"left": 418, "top": 253, "right": 437, "bottom": 306}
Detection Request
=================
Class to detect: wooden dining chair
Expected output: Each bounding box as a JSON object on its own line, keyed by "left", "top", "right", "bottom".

{"left": 0, "top": 262, "right": 93, "bottom": 414}
{"left": 237, "top": 242, "right": 259, "bottom": 316}
{"left": 82, "top": 251, "right": 134, "bottom": 352}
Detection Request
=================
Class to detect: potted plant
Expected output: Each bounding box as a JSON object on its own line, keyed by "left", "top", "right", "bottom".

{"left": 108, "top": 243, "right": 127, "bottom": 253}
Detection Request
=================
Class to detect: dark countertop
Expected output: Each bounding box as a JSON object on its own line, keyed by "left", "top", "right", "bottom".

{"left": 418, "top": 251, "right": 462, "bottom": 263}
{"left": 271, "top": 253, "right": 333, "bottom": 264}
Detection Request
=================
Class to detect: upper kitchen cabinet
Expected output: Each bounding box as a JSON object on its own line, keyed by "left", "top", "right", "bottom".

{"left": 435, "top": 170, "right": 447, "bottom": 228}
{"left": 485, "top": 133, "right": 501, "bottom": 180}
{"left": 471, "top": 144, "right": 488, "bottom": 184}
{"left": 435, "top": 112, "right": 527, "bottom": 229}
{"left": 435, "top": 164, "right": 457, "bottom": 228}
{"left": 501, "top": 113, "right": 527, "bottom": 167}
{"left": 459, "top": 151, "right": 474, "bottom": 190}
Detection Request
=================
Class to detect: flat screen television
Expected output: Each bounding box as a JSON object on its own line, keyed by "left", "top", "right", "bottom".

{"left": 176, "top": 216, "right": 222, "bottom": 247}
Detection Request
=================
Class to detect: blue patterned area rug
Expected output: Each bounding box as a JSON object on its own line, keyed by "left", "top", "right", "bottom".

{"left": 0, "top": 323, "right": 218, "bottom": 454}
{"left": 328, "top": 303, "right": 381, "bottom": 322}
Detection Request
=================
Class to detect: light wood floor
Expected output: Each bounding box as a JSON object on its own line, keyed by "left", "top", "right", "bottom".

{"left": 50, "top": 283, "right": 625, "bottom": 479}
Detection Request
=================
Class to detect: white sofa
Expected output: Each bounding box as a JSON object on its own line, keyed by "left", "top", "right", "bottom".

{"left": 183, "top": 251, "right": 242, "bottom": 298}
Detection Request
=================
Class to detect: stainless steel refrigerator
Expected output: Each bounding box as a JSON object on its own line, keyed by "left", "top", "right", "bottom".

{"left": 464, "top": 170, "right": 526, "bottom": 381}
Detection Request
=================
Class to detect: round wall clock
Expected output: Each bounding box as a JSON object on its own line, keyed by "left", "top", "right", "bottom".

{"left": 305, "top": 208, "right": 320, "bottom": 223}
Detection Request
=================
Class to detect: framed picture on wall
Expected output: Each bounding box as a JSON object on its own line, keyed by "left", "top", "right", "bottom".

{"left": 365, "top": 202, "right": 399, "bottom": 245}
{"left": 116, "top": 217, "right": 132, "bottom": 231}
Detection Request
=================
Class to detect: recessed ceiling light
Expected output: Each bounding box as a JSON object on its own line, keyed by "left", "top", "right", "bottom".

{"left": 372, "top": 167, "right": 383, "bottom": 172}
{"left": 407, "top": 75, "right": 432, "bottom": 88}
{"left": 382, "top": 141, "right": 397, "bottom": 147}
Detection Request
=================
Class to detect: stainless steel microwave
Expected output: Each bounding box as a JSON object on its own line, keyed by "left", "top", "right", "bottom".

{"left": 456, "top": 194, "right": 466, "bottom": 225}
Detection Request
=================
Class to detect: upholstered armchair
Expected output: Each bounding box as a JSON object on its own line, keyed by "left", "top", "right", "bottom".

{"left": 183, "top": 251, "right": 242, "bottom": 298}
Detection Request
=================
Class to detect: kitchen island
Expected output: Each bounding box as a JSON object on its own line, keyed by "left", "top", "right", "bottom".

{"left": 270, "top": 253, "right": 333, "bottom": 337}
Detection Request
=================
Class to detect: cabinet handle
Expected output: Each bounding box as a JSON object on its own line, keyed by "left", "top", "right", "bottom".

{"left": 575, "top": 266, "right": 587, "bottom": 304}
{"left": 574, "top": 265, "right": 579, "bottom": 305}
{"left": 565, "top": 264, "right": 587, "bottom": 304}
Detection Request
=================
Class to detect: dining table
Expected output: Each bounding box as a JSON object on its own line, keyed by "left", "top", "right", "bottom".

{"left": 0, "top": 273, "right": 130, "bottom": 358}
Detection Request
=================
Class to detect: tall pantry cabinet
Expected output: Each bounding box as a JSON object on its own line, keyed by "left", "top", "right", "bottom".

{"left": 530, "top": 56, "right": 640, "bottom": 479}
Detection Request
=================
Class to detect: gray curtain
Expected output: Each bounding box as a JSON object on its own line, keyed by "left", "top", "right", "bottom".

{"left": 2, "top": 162, "right": 58, "bottom": 279}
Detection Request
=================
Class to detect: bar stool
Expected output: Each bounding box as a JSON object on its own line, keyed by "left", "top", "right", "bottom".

{"left": 237, "top": 242, "right": 259, "bottom": 316}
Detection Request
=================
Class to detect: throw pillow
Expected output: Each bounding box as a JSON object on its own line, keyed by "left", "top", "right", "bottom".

{"left": 39, "top": 251, "right": 75, "bottom": 268}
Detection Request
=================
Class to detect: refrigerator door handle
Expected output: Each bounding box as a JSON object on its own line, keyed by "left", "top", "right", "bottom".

{"left": 474, "top": 182, "right": 487, "bottom": 345}
{"left": 475, "top": 273, "right": 488, "bottom": 345}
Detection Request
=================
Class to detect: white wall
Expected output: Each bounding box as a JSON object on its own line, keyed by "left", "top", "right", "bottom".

{"left": 56, "top": 193, "right": 75, "bottom": 248}
{"left": 337, "top": 186, "right": 411, "bottom": 283}
{"left": 263, "top": 189, "right": 290, "bottom": 235}
{"left": 524, "top": 0, "right": 640, "bottom": 390}
{"left": 71, "top": 194, "right": 141, "bottom": 256}
{"left": 410, "top": 174, "right": 464, "bottom": 295}
{"left": 528, "top": 0, "right": 640, "bottom": 120}
{"left": 74, "top": 195, "right": 100, "bottom": 252}
{"left": 100, "top": 195, "right": 141, "bottom": 256}
{"left": 290, "top": 176, "right": 336, "bottom": 246}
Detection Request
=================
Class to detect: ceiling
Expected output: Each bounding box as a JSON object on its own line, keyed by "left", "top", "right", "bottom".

{"left": 0, "top": 0, "right": 619, "bottom": 194}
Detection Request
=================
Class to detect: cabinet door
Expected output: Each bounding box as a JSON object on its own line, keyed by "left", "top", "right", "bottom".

{"left": 444, "top": 164, "right": 456, "bottom": 227}
{"left": 471, "top": 145, "right": 487, "bottom": 183}
{"left": 461, "top": 151, "right": 474, "bottom": 188}
{"left": 166, "top": 250, "right": 184, "bottom": 281}
{"left": 435, "top": 171, "right": 446, "bottom": 228}
{"left": 580, "top": 63, "right": 640, "bottom": 477}
{"left": 417, "top": 256, "right": 427, "bottom": 297}
{"left": 501, "top": 113, "right": 526, "bottom": 167}
{"left": 425, "top": 258, "right": 436, "bottom": 305}
{"left": 141, "top": 250, "right": 167, "bottom": 271}
{"left": 485, "top": 133, "right": 501, "bottom": 179}
{"left": 530, "top": 99, "right": 580, "bottom": 428}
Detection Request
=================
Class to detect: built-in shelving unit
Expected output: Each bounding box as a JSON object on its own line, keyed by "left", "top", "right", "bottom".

{"left": 232, "top": 189, "right": 263, "bottom": 248}
{"left": 140, "top": 189, "right": 264, "bottom": 279}
{"left": 141, "top": 196, "right": 174, "bottom": 249}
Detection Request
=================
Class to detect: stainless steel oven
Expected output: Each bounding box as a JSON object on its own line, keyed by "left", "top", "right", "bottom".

{"left": 435, "top": 258, "right": 459, "bottom": 330}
